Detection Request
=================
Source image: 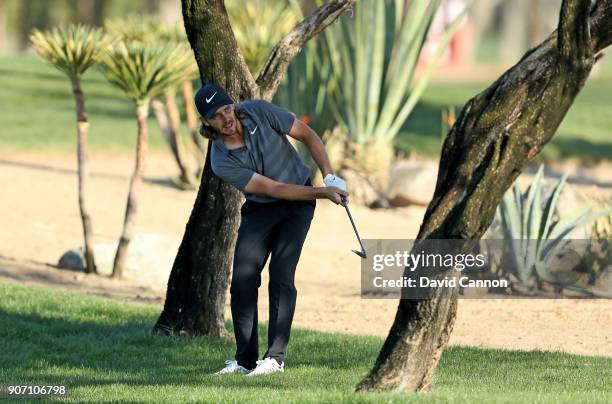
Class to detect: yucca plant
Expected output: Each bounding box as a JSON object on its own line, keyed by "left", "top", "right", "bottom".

{"left": 30, "top": 24, "right": 112, "bottom": 274}
{"left": 226, "top": 0, "right": 302, "bottom": 75}
{"left": 99, "top": 41, "right": 196, "bottom": 278}
{"left": 497, "top": 165, "right": 612, "bottom": 289}
{"left": 321, "top": 0, "right": 468, "bottom": 173}
{"left": 274, "top": 34, "right": 342, "bottom": 178}
{"left": 106, "top": 17, "right": 200, "bottom": 188}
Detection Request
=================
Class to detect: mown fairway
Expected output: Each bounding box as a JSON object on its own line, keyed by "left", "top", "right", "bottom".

{"left": 1, "top": 282, "right": 610, "bottom": 403}
{"left": 1, "top": 55, "right": 611, "bottom": 161}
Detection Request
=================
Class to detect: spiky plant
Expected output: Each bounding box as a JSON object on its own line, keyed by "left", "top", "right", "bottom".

{"left": 497, "top": 165, "right": 612, "bottom": 290}
{"left": 30, "top": 24, "right": 112, "bottom": 274}
{"left": 99, "top": 41, "right": 196, "bottom": 278}
{"left": 106, "top": 16, "right": 201, "bottom": 187}
{"left": 322, "top": 0, "right": 468, "bottom": 173}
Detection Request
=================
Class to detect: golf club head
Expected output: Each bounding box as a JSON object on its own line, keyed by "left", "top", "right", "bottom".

{"left": 352, "top": 249, "right": 367, "bottom": 259}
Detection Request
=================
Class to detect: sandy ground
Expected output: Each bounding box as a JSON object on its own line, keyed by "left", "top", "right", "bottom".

{"left": 0, "top": 150, "right": 611, "bottom": 358}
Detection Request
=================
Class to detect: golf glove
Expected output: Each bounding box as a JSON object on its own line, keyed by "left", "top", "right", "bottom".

{"left": 323, "top": 174, "right": 347, "bottom": 192}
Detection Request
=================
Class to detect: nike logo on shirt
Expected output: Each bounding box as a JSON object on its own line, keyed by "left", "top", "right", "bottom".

{"left": 205, "top": 91, "right": 217, "bottom": 103}
{"left": 249, "top": 126, "right": 258, "bottom": 135}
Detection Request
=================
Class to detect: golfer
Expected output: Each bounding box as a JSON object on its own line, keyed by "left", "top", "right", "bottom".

{"left": 195, "top": 84, "right": 348, "bottom": 376}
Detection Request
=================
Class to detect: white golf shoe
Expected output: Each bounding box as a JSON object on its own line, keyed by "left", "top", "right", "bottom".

{"left": 246, "top": 357, "right": 284, "bottom": 376}
{"left": 214, "top": 360, "right": 252, "bottom": 375}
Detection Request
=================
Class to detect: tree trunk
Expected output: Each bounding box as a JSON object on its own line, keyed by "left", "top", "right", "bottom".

{"left": 92, "top": 0, "right": 108, "bottom": 27}
{"left": 75, "top": 0, "right": 94, "bottom": 25}
{"left": 181, "top": 80, "right": 206, "bottom": 171}
{"left": 154, "top": 0, "right": 355, "bottom": 337}
{"left": 165, "top": 89, "right": 196, "bottom": 187}
{"left": 151, "top": 96, "right": 195, "bottom": 188}
{"left": 17, "top": 0, "right": 33, "bottom": 50}
{"left": 153, "top": 0, "right": 256, "bottom": 337}
{"left": 356, "top": 0, "right": 610, "bottom": 393}
{"left": 0, "top": 0, "right": 8, "bottom": 52}
{"left": 112, "top": 102, "right": 150, "bottom": 279}
{"left": 71, "top": 77, "right": 97, "bottom": 275}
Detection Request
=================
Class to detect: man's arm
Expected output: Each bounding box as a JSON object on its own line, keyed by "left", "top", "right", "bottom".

{"left": 244, "top": 173, "right": 347, "bottom": 204}
{"left": 287, "top": 119, "right": 333, "bottom": 178}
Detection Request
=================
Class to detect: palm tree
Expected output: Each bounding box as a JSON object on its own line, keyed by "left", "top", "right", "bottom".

{"left": 107, "top": 17, "right": 200, "bottom": 188}
{"left": 99, "top": 41, "right": 195, "bottom": 278}
{"left": 30, "top": 24, "right": 111, "bottom": 274}
{"left": 158, "top": 21, "right": 203, "bottom": 183}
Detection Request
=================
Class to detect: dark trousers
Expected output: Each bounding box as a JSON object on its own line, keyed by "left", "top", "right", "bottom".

{"left": 231, "top": 195, "right": 315, "bottom": 370}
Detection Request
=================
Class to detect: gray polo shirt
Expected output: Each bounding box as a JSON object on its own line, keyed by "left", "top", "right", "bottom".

{"left": 210, "top": 99, "right": 311, "bottom": 203}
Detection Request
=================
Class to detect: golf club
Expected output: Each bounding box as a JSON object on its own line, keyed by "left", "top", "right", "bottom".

{"left": 340, "top": 196, "right": 367, "bottom": 258}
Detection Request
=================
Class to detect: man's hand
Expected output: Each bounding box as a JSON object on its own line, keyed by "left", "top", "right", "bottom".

{"left": 321, "top": 186, "right": 349, "bottom": 205}
{"left": 324, "top": 173, "right": 348, "bottom": 205}
{"left": 323, "top": 174, "right": 347, "bottom": 191}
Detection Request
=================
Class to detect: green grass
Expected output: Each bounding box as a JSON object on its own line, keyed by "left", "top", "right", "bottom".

{"left": 0, "top": 54, "right": 196, "bottom": 152}
{"left": 0, "top": 53, "right": 611, "bottom": 162}
{"left": 1, "top": 282, "right": 611, "bottom": 403}
{"left": 397, "top": 73, "right": 612, "bottom": 161}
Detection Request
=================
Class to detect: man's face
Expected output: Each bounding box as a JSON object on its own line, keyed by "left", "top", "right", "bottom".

{"left": 203, "top": 104, "right": 237, "bottom": 136}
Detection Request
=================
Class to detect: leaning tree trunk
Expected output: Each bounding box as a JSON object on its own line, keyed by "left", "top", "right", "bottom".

{"left": 357, "top": 0, "right": 611, "bottom": 393}
{"left": 181, "top": 80, "right": 206, "bottom": 169}
{"left": 71, "top": 76, "right": 97, "bottom": 274}
{"left": 165, "top": 88, "right": 196, "bottom": 187}
{"left": 112, "top": 102, "right": 150, "bottom": 279}
{"left": 153, "top": 0, "right": 355, "bottom": 337}
{"left": 151, "top": 97, "right": 194, "bottom": 188}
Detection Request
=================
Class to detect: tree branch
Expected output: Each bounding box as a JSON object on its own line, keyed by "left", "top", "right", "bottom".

{"left": 356, "top": 0, "right": 612, "bottom": 394}
{"left": 256, "top": 0, "right": 356, "bottom": 100}
{"left": 590, "top": 0, "right": 612, "bottom": 52}
{"left": 182, "top": 0, "right": 257, "bottom": 100}
{"left": 558, "top": 0, "right": 592, "bottom": 63}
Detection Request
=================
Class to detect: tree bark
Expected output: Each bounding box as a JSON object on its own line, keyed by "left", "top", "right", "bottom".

{"left": 357, "top": 0, "right": 609, "bottom": 393}
{"left": 71, "top": 77, "right": 97, "bottom": 275}
{"left": 181, "top": 80, "right": 206, "bottom": 171}
{"left": 0, "top": 0, "right": 8, "bottom": 52}
{"left": 153, "top": 0, "right": 355, "bottom": 337}
{"left": 112, "top": 102, "right": 150, "bottom": 278}
{"left": 151, "top": 95, "right": 195, "bottom": 188}
{"left": 165, "top": 89, "right": 196, "bottom": 187}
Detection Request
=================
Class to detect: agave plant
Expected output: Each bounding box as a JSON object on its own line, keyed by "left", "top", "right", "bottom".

{"left": 321, "top": 0, "right": 468, "bottom": 173}
{"left": 106, "top": 17, "right": 200, "bottom": 187}
{"left": 30, "top": 24, "right": 112, "bottom": 274}
{"left": 497, "top": 165, "right": 612, "bottom": 288}
{"left": 99, "top": 41, "right": 196, "bottom": 278}
{"left": 274, "top": 35, "right": 342, "bottom": 177}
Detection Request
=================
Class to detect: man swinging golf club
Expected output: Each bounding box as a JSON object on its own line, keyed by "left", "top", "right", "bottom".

{"left": 196, "top": 84, "right": 348, "bottom": 376}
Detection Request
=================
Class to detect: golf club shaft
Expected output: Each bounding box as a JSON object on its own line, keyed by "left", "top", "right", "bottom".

{"left": 341, "top": 199, "right": 365, "bottom": 252}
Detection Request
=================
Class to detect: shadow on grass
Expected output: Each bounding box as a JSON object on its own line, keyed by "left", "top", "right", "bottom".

{"left": 546, "top": 136, "right": 612, "bottom": 163}
{"left": 1, "top": 283, "right": 610, "bottom": 399}
{"left": 0, "top": 67, "right": 65, "bottom": 82}
{"left": 0, "top": 158, "right": 190, "bottom": 191}
{"left": 0, "top": 309, "right": 377, "bottom": 391}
